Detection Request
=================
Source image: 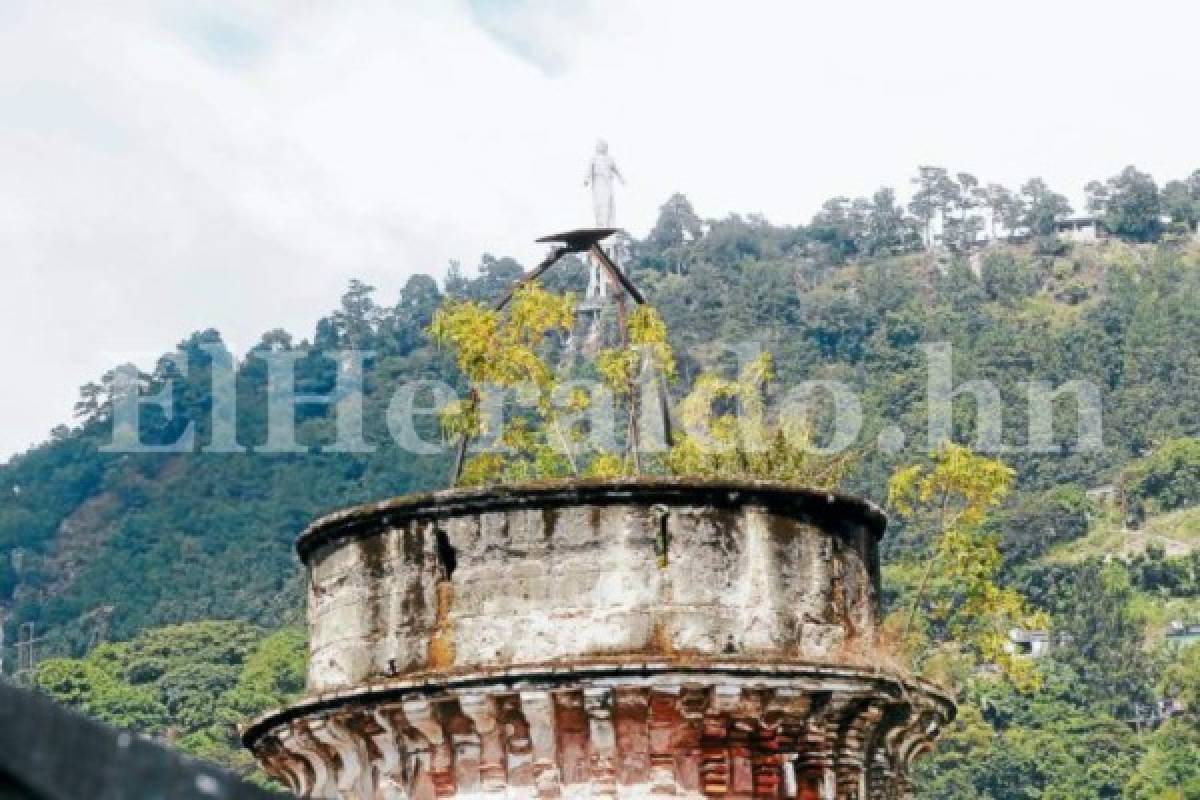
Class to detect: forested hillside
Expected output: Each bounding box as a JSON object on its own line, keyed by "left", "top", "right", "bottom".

{"left": 4, "top": 165, "right": 1200, "bottom": 796}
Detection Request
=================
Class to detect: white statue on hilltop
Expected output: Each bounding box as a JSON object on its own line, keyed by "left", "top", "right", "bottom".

{"left": 583, "top": 140, "right": 624, "bottom": 301}
{"left": 584, "top": 139, "right": 623, "bottom": 228}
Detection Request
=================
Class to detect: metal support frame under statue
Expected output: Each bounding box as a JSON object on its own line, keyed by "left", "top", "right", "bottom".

{"left": 449, "top": 227, "right": 672, "bottom": 483}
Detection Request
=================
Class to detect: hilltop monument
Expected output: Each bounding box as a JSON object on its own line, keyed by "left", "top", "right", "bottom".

{"left": 585, "top": 139, "right": 623, "bottom": 228}
{"left": 583, "top": 139, "right": 625, "bottom": 301}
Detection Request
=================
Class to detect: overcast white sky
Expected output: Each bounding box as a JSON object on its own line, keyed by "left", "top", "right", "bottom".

{"left": 2, "top": 0, "right": 1199, "bottom": 459}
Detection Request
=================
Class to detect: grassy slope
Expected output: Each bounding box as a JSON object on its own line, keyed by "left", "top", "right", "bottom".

{"left": 1041, "top": 505, "right": 1200, "bottom": 564}
{"left": 1041, "top": 504, "right": 1200, "bottom": 642}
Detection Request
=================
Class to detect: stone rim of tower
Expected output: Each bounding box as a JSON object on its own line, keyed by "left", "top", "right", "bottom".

{"left": 294, "top": 476, "right": 888, "bottom": 561}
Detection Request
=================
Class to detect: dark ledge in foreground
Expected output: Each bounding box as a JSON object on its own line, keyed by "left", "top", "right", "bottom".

{"left": 0, "top": 680, "right": 285, "bottom": 800}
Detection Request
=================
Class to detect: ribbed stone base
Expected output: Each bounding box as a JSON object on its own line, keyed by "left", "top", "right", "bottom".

{"left": 244, "top": 663, "right": 952, "bottom": 800}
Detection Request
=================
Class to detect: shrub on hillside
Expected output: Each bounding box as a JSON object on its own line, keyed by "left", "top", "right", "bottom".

{"left": 993, "top": 485, "right": 1091, "bottom": 566}
{"left": 1123, "top": 437, "right": 1200, "bottom": 523}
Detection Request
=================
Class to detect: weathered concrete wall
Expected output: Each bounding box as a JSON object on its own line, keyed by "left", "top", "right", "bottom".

{"left": 300, "top": 480, "right": 885, "bottom": 694}
{"left": 247, "top": 480, "right": 954, "bottom": 799}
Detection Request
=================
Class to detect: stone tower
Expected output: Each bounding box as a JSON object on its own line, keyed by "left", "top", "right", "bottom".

{"left": 243, "top": 478, "right": 953, "bottom": 799}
